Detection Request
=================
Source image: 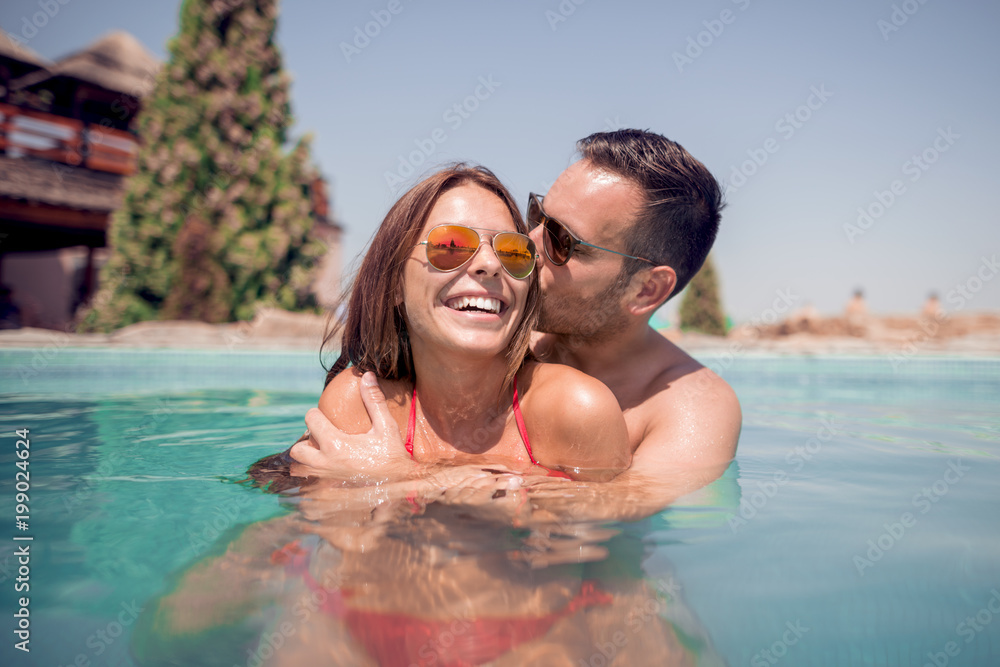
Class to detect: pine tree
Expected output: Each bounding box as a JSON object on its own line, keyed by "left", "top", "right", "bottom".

{"left": 81, "top": 0, "right": 324, "bottom": 331}
{"left": 679, "top": 254, "right": 727, "bottom": 336}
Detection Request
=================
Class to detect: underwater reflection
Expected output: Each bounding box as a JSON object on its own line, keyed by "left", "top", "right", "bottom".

{"left": 134, "top": 471, "right": 724, "bottom": 666}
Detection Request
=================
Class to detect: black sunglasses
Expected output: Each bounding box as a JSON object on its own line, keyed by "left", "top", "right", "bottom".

{"left": 526, "top": 193, "right": 656, "bottom": 266}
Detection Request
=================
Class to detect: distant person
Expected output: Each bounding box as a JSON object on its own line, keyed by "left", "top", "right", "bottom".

{"left": 846, "top": 289, "right": 868, "bottom": 317}
{"left": 922, "top": 291, "right": 942, "bottom": 320}
{"left": 785, "top": 303, "right": 820, "bottom": 334}
{"left": 845, "top": 288, "right": 868, "bottom": 336}
{"left": 0, "top": 286, "right": 22, "bottom": 329}
{"left": 294, "top": 129, "right": 742, "bottom": 519}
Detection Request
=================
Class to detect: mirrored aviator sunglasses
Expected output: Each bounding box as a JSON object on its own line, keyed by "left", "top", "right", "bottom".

{"left": 417, "top": 224, "right": 537, "bottom": 279}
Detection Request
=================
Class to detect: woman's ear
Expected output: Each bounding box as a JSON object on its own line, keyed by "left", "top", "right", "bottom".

{"left": 627, "top": 265, "right": 677, "bottom": 317}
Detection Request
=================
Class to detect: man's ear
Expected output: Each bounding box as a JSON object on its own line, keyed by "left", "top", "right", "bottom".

{"left": 627, "top": 265, "right": 677, "bottom": 317}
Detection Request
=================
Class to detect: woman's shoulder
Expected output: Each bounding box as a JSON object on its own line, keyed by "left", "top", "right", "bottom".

{"left": 518, "top": 362, "right": 631, "bottom": 475}
{"left": 521, "top": 361, "right": 619, "bottom": 412}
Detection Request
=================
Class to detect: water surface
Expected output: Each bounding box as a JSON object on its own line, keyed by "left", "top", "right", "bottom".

{"left": 1, "top": 349, "right": 998, "bottom": 665}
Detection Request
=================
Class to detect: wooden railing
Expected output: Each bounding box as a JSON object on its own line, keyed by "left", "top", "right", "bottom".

{"left": 0, "top": 103, "right": 138, "bottom": 176}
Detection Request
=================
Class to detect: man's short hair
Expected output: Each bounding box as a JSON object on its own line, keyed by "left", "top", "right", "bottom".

{"left": 577, "top": 129, "right": 724, "bottom": 299}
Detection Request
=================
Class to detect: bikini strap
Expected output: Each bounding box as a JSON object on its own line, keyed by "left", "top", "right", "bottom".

{"left": 512, "top": 376, "right": 537, "bottom": 465}
{"left": 409, "top": 378, "right": 549, "bottom": 472}
{"left": 514, "top": 376, "right": 572, "bottom": 479}
{"left": 404, "top": 385, "right": 416, "bottom": 458}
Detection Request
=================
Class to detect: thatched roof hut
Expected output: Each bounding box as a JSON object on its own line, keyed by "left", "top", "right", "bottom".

{"left": 0, "top": 32, "right": 51, "bottom": 99}
{"left": 0, "top": 32, "right": 50, "bottom": 69}
{"left": 12, "top": 31, "right": 159, "bottom": 100}
{"left": 1, "top": 32, "right": 159, "bottom": 251}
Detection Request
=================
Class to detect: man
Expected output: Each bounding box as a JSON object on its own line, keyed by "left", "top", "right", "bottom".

{"left": 292, "top": 129, "right": 741, "bottom": 520}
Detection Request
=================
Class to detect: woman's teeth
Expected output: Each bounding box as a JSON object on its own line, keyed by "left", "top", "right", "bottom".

{"left": 447, "top": 296, "right": 501, "bottom": 314}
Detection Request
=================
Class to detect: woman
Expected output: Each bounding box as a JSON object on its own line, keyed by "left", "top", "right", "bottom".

{"left": 140, "top": 167, "right": 700, "bottom": 667}
{"left": 290, "top": 164, "right": 631, "bottom": 481}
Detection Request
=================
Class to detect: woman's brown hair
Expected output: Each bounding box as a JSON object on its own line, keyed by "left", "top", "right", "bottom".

{"left": 321, "top": 164, "right": 540, "bottom": 399}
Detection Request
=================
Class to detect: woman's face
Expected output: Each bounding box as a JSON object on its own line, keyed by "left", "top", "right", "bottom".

{"left": 401, "top": 184, "right": 531, "bottom": 362}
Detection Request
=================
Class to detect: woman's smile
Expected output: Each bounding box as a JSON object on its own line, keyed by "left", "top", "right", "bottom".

{"left": 443, "top": 294, "right": 505, "bottom": 315}
{"left": 403, "top": 184, "right": 528, "bottom": 351}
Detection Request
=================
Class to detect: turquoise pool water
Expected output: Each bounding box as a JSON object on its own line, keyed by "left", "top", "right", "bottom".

{"left": 1, "top": 349, "right": 998, "bottom": 666}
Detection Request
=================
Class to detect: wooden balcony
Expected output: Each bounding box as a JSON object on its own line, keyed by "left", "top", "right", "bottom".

{"left": 0, "top": 102, "right": 138, "bottom": 176}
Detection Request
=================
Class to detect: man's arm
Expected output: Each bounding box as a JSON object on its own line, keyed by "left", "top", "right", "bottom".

{"left": 630, "top": 365, "right": 741, "bottom": 474}
{"left": 288, "top": 371, "right": 521, "bottom": 486}
{"left": 525, "top": 365, "right": 741, "bottom": 522}
{"left": 288, "top": 363, "right": 741, "bottom": 521}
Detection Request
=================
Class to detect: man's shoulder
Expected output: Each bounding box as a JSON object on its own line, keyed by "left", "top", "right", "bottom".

{"left": 631, "top": 335, "right": 741, "bottom": 460}
{"left": 642, "top": 335, "right": 739, "bottom": 414}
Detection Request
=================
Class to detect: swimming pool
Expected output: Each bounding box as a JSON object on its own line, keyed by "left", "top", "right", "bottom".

{"left": 1, "top": 348, "right": 998, "bottom": 666}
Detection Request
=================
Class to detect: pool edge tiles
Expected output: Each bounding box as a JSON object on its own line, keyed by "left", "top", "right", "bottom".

{"left": 2, "top": 347, "right": 1000, "bottom": 395}
{"left": 692, "top": 353, "right": 1000, "bottom": 381}
{"left": 0, "top": 347, "right": 328, "bottom": 395}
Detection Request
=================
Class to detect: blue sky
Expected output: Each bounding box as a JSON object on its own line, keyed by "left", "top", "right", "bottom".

{"left": 4, "top": 0, "right": 998, "bottom": 322}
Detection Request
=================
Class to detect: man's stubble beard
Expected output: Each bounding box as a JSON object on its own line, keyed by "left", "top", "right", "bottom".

{"left": 536, "top": 273, "right": 631, "bottom": 346}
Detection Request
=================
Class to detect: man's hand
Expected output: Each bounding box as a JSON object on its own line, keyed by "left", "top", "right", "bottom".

{"left": 521, "top": 461, "right": 732, "bottom": 523}
{"left": 434, "top": 473, "right": 531, "bottom": 525}
{"left": 289, "top": 372, "right": 414, "bottom": 480}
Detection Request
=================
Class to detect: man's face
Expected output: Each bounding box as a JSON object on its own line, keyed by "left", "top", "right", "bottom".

{"left": 530, "top": 160, "right": 644, "bottom": 341}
